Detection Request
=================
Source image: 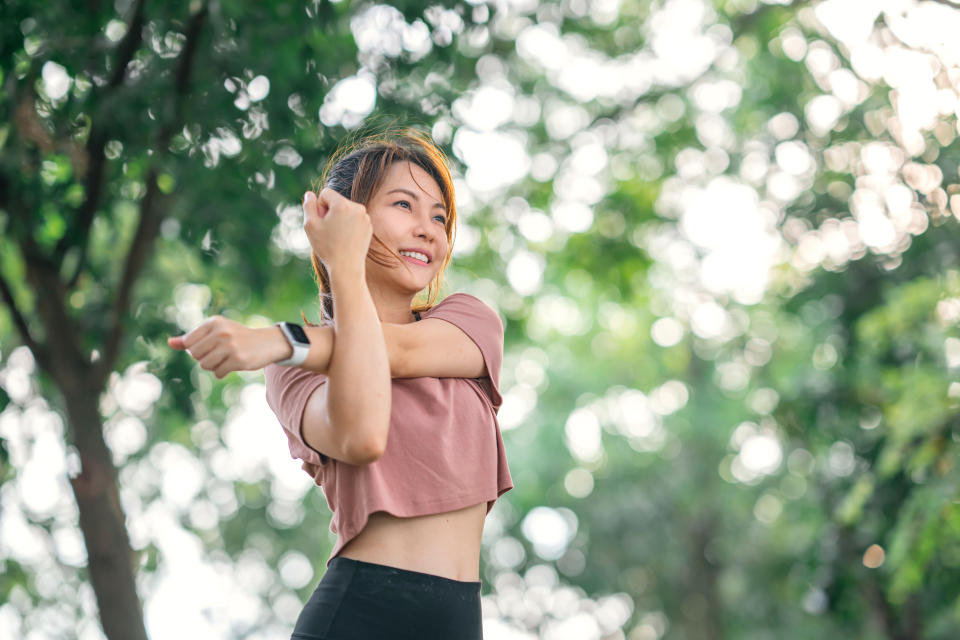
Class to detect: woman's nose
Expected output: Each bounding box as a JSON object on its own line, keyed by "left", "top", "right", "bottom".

{"left": 413, "top": 216, "right": 432, "bottom": 240}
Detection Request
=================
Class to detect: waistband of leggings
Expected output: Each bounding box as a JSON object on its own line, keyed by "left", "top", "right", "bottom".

{"left": 329, "top": 557, "right": 482, "bottom": 590}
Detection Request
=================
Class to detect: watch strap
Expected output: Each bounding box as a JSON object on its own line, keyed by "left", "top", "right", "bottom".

{"left": 275, "top": 322, "right": 310, "bottom": 366}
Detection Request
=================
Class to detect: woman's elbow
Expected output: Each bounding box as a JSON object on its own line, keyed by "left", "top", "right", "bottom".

{"left": 347, "top": 434, "right": 387, "bottom": 465}
{"left": 356, "top": 443, "right": 386, "bottom": 465}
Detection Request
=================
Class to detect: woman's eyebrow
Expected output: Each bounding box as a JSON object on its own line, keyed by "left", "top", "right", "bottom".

{"left": 385, "top": 187, "right": 446, "bottom": 210}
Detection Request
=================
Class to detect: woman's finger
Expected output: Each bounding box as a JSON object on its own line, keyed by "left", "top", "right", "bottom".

{"left": 303, "top": 191, "right": 327, "bottom": 222}
{"left": 317, "top": 187, "right": 345, "bottom": 208}
{"left": 318, "top": 187, "right": 359, "bottom": 215}
{"left": 198, "top": 347, "right": 230, "bottom": 374}
{"left": 180, "top": 318, "right": 218, "bottom": 350}
{"left": 213, "top": 356, "right": 237, "bottom": 379}
{"left": 186, "top": 333, "right": 220, "bottom": 362}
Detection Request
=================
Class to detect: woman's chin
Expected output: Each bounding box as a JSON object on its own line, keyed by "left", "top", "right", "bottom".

{"left": 367, "top": 268, "right": 433, "bottom": 296}
{"left": 404, "top": 270, "right": 437, "bottom": 291}
{"left": 410, "top": 280, "right": 435, "bottom": 294}
{"left": 392, "top": 276, "right": 434, "bottom": 296}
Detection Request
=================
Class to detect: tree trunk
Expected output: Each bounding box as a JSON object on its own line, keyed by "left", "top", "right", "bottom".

{"left": 27, "top": 266, "right": 148, "bottom": 640}
{"left": 687, "top": 512, "right": 725, "bottom": 640}
{"left": 65, "top": 384, "right": 148, "bottom": 640}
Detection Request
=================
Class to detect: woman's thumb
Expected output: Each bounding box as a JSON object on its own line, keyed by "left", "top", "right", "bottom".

{"left": 304, "top": 191, "right": 329, "bottom": 220}
{"left": 167, "top": 336, "right": 186, "bottom": 350}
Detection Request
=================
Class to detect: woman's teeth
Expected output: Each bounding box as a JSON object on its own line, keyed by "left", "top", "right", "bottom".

{"left": 399, "top": 250, "right": 429, "bottom": 263}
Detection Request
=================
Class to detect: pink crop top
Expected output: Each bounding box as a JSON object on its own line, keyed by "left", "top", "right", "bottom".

{"left": 263, "top": 293, "right": 514, "bottom": 566}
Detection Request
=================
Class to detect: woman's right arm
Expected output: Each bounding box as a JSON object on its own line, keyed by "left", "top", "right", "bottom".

{"left": 171, "top": 189, "right": 393, "bottom": 465}
{"left": 305, "top": 274, "right": 391, "bottom": 465}
{"left": 298, "top": 189, "right": 391, "bottom": 466}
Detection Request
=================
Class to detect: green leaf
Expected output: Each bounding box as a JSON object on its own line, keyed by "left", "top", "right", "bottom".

{"left": 157, "top": 173, "right": 175, "bottom": 194}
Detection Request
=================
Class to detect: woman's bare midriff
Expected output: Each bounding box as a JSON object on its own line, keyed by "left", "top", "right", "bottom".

{"left": 337, "top": 501, "right": 487, "bottom": 582}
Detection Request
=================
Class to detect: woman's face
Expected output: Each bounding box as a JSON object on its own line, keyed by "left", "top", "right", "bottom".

{"left": 365, "top": 160, "right": 451, "bottom": 295}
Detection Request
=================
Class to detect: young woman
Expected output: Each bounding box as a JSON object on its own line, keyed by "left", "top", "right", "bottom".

{"left": 168, "top": 130, "right": 512, "bottom": 639}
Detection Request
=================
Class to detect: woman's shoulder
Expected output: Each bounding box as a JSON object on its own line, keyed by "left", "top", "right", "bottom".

{"left": 423, "top": 292, "right": 499, "bottom": 319}
{"left": 421, "top": 293, "right": 504, "bottom": 357}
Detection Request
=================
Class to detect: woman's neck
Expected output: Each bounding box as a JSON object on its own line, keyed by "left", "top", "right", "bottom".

{"left": 366, "top": 281, "right": 418, "bottom": 324}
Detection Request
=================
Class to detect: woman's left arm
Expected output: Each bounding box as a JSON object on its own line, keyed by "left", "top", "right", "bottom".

{"left": 382, "top": 319, "right": 487, "bottom": 379}
{"left": 167, "top": 317, "right": 482, "bottom": 380}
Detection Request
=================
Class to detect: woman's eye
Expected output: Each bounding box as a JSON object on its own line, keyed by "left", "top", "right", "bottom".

{"left": 434, "top": 215, "right": 447, "bottom": 224}
{"left": 395, "top": 200, "right": 411, "bottom": 209}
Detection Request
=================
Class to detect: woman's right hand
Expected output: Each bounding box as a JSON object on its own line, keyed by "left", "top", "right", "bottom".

{"left": 167, "top": 317, "right": 290, "bottom": 379}
{"left": 303, "top": 188, "right": 372, "bottom": 283}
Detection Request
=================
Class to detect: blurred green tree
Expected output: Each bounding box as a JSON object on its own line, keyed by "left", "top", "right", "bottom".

{"left": 3, "top": 0, "right": 960, "bottom": 639}
{"left": 0, "top": 0, "right": 477, "bottom": 637}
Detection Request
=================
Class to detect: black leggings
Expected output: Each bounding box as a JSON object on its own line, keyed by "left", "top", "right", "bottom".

{"left": 290, "top": 557, "right": 483, "bottom": 639}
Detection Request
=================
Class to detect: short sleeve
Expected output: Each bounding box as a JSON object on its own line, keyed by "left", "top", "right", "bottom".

{"left": 263, "top": 363, "right": 331, "bottom": 474}
{"left": 423, "top": 293, "right": 504, "bottom": 411}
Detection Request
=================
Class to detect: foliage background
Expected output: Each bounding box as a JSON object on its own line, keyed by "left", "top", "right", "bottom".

{"left": 2, "top": 0, "right": 960, "bottom": 638}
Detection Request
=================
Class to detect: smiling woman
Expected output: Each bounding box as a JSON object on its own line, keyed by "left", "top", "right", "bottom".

{"left": 168, "top": 129, "right": 512, "bottom": 640}
{"left": 312, "top": 129, "right": 458, "bottom": 323}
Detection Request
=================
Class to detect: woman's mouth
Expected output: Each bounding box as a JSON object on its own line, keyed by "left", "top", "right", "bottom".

{"left": 398, "top": 249, "right": 430, "bottom": 266}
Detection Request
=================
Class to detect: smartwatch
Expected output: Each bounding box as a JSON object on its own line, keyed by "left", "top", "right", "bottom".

{"left": 275, "top": 322, "right": 311, "bottom": 366}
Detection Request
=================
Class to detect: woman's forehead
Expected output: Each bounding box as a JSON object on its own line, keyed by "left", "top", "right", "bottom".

{"left": 381, "top": 161, "right": 443, "bottom": 201}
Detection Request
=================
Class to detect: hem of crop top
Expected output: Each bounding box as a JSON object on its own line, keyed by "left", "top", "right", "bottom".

{"left": 325, "top": 488, "right": 510, "bottom": 567}
{"left": 309, "top": 373, "right": 499, "bottom": 470}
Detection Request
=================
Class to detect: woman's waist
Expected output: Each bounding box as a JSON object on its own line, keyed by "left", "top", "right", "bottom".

{"left": 337, "top": 502, "right": 486, "bottom": 582}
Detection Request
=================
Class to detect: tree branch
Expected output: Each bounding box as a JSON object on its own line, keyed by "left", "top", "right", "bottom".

{"left": 107, "top": 0, "right": 147, "bottom": 90}
{"left": 730, "top": 0, "right": 806, "bottom": 37}
{"left": 0, "top": 268, "right": 50, "bottom": 371}
{"left": 96, "top": 171, "right": 162, "bottom": 386}
{"left": 166, "top": 4, "right": 209, "bottom": 133}
{"left": 0, "top": 145, "right": 54, "bottom": 372}
{"left": 59, "top": 0, "right": 147, "bottom": 285}
{"left": 97, "top": 4, "right": 209, "bottom": 384}
{"left": 22, "top": 262, "right": 87, "bottom": 390}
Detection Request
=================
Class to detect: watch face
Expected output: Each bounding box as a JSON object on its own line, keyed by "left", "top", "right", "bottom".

{"left": 286, "top": 323, "right": 309, "bottom": 344}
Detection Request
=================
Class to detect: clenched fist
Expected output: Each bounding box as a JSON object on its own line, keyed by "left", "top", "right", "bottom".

{"left": 303, "top": 188, "right": 372, "bottom": 284}
{"left": 167, "top": 316, "right": 289, "bottom": 379}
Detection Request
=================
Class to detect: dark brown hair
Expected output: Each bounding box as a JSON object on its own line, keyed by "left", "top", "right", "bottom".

{"left": 309, "top": 128, "right": 457, "bottom": 323}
